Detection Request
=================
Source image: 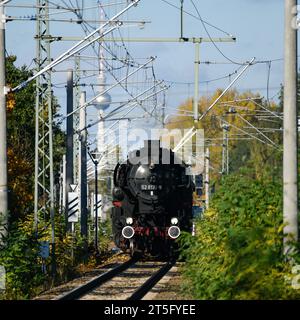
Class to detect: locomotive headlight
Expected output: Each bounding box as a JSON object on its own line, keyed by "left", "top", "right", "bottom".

{"left": 171, "top": 217, "right": 178, "bottom": 225}
{"left": 126, "top": 217, "right": 133, "bottom": 225}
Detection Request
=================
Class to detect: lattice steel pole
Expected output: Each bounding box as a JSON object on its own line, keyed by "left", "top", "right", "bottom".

{"left": 34, "top": 0, "right": 54, "bottom": 221}
{"left": 34, "top": 1, "right": 55, "bottom": 273}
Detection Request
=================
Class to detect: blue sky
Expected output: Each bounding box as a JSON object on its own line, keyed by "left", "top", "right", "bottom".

{"left": 129, "top": 0, "right": 285, "bottom": 101}
{"left": 4, "top": 0, "right": 290, "bottom": 134}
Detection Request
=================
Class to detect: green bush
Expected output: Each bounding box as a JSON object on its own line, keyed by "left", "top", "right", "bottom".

{"left": 0, "top": 213, "right": 114, "bottom": 299}
{"left": 0, "top": 213, "right": 80, "bottom": 299}
{"left": 0, "top": 216, "right": 46, "bottom": 299}
{"left": 179, "top": 169, "right": 300, "bottom": 300}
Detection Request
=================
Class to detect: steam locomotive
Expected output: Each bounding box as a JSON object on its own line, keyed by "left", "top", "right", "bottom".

{"left": 111, "top": 140, "right": 194, "bottom": 257}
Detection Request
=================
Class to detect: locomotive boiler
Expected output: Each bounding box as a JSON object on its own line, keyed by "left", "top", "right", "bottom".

{"left": 111, "top": 140, "right": 194, "bottom": 257}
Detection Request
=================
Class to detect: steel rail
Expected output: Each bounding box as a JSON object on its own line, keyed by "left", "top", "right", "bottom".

{"left": 127, "top": 260, "right": 176, "bottom": 301}
{"left": 57, "top": 257, "right": 139, "bottom": 300}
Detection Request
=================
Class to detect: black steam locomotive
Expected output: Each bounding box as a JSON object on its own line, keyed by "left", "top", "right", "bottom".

{"left": 111, "top": 140, "right": 194, "bottom": 257}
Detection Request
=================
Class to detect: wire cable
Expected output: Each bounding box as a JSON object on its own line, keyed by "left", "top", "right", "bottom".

{"left": 160, "top": 0, "right": 233, "bottom": 37}
{"left": 189, "top": 0, "right": 246, "bottom": 66}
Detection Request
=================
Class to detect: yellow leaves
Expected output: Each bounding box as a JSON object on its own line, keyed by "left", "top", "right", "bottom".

{"left": 166, "top": 89, "right": 270, "bottom": 182}
{"left": 7, "top": 147, "right": 34, "bottom": 210}
{"left": 277, "top": 224, "right": 285, "bottom": 234}
{"left": 62, "top": 235, "right": 73, "bottom": 245}
{"left": 205, "top": 208, "right": 218, "bottom": 218}
{"left": 6, "top": 88, "right": 15, "bottom": 112}
{"left": 7, "top": 147, "right": 32, "bottom": 175}
{"left": 7, "top": 147, "right": 14, "bottom": 157}
{"left": 236, "top": 265, "right": 256, "bottom": 282}
{"left": 266, "top": 239, "right": 276, "bottom": 246}
{"left": 265, "top": 205, "right": 277, "bottom": 218}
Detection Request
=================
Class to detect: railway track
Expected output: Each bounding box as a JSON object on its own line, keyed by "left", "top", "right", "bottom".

{"left": 127, "top": 260, "right": 175, "bottom": 300}
{"left": 57, "top": 257, "right": 176, "bottom": 301}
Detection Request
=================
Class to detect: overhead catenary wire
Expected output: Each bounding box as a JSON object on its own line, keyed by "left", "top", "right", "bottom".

{"left": 11, "top": 0, "right": 141, "bottom": 92}
{"left": 160, "top": 0, "right": 233, "bottom": 37}
{"left": 66, "top": 0, "right": 162, "bottom": 118}
{"left": 77, "top": 81, "right": 167, "bottom": 133}
{"left": 199, "top": 58, "right": 255, "bottom": 121}
{"left": 189, "top": 0, "right": 247, "bottom": 66}
{"left": 216, "top": 116, "right": 275, "bottom": 147}
{"left": 10, "top": 1, "right": 284, "bottom": 168}
{"left": 63, "top": 56, "right": 156, "bottom": 119}
{"left": 235, "top": 113, "right": 278, "bottom": 148}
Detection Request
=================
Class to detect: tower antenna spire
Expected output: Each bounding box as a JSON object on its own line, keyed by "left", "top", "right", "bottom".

{"left": 95, "top": 2, "right": 111, "bottom": 155}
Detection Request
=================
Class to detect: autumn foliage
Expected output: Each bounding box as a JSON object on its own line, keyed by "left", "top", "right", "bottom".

{"left": 166, "top": 89, "right": 282, "bottom": 181}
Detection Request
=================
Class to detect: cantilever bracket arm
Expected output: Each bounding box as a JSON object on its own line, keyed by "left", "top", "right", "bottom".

{"left": 0, "top": 1, "right": 11, "bottom": 6}
{"left": 198, "top": 57, "right": 256, "bottom": 121}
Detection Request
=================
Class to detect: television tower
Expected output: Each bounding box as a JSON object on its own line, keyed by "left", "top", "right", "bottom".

{"left": 94, "top": 2, "right": 111, "bottom": 157}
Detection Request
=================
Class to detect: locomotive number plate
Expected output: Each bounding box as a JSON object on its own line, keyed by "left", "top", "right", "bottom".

{"left": 141, "top": 184, "right": 158, "bottom": 191}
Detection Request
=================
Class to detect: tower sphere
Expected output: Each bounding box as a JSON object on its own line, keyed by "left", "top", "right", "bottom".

{"left": 94, "top": 92, "right": 111, "bottom": 110}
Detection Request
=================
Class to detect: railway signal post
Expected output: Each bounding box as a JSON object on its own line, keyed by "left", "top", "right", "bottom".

{"left": 88, "top": 151, "right": 100, "bottom": 255}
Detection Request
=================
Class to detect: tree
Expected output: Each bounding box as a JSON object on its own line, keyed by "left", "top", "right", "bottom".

{"left": 6, "top": 56, "right": 65, "bottom": 222}
{"left": 166, "top": 89, "right": 282, "bottom": 182}
{"left": 179, "top": 168, "right": 300, "bottom": 300}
